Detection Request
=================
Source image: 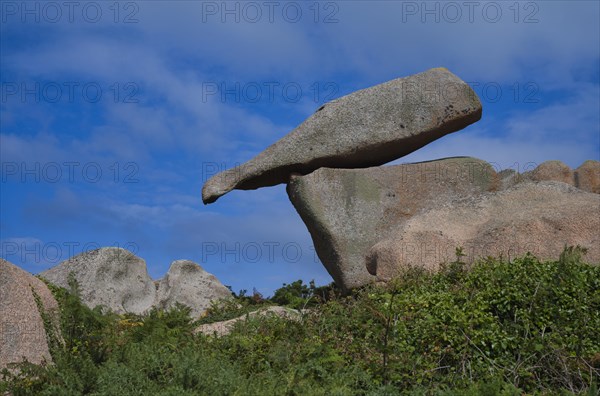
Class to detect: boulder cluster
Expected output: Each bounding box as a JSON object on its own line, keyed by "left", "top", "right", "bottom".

{"left": 204, "top": 67, "right": 600, "bottom": 291}
{"left": 39, "top": 248, "right": 232, "bottom": 317}
{"left": 1, "top": 249, "right": 232, "bottom": 369}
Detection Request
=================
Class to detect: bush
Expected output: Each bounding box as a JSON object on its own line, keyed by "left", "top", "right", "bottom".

{"left": 271, "top": 280, "right": 339, "bottom": 309}
{"left": 1, "top": 247, "right": 598, "bottom": 395}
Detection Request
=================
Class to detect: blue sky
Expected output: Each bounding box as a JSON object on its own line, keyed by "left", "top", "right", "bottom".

{"left": 1, "top": 1, "right": 599, "bottom": 296}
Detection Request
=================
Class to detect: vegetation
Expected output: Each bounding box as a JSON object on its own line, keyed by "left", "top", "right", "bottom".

{"left": 1, "top": 247, "right": 599, "bottom": 395}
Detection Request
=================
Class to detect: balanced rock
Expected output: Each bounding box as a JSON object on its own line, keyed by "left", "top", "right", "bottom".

{"left": 1, "top": 259, "right": 60, "bottom": 369}
{"left": 154, "top": 260, "right": 233, "bottom": 318}
{"left": 287, "top": 157, "right": 498, "bottom": 291}
{"left": 203, "top": 67, "right": 482, "bottom": 204}
{"left": 367, "top": 181, "right": 600, "bottom": 282}
{"left": 40, "top": 247, "right": 156, "bottom": 314}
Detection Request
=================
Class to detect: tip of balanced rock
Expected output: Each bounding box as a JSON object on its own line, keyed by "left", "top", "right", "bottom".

{"left": 202, "top": 67, "right": 482, "bottom": 204}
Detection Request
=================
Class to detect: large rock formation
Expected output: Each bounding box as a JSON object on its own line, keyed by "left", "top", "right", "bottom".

{"left": 287, "top": 157, "right": 498, "bottom": 291}
{"left": 203, "top": 68, "right": 482, "bottom": 204}
{"left": 39, "top": 247, "right": 156, "bottom": 314}
{"left": 154, "top": 260, "right": 232, "bottom": 318}
{"left": 1, "top": 259, "right": 60, "bottom": 370}
{"left": 367, "top": 181, "right": 600, "bottom": 281}
{"left": 197, "top": 66, "right": 598, "bottom": 292}
{"left": 288, "top": 158, "right": 600, "bottom": 290}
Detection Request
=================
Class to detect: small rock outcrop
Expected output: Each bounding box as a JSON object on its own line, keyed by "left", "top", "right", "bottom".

{"left": 203, "top": 68, "right": 482, "bottom": 204}
{"left": 1, "top": 259, "right": 60, "bottom": 370}
{"left": 39, "top": 247, "right": 156, "bottom": 314}
{"left": 195, "top": 306, "right": 301, "bottom": 337}
{"left": 155, "top": 260, "right": 233, "bottom": 318}
{"left": 522, "top": 160, "right": 600, "bottom": 194}
{"left": 367, "top": 181, "right": 600, "bottom": 281}
{"left": 287, "top": 157, "right": 498, "bottom": 291}
{"left": 530, "top": 160, "right": 574, "bottom": 185}
{"left": 574, "top": 160, "right": 600, "bottom": 194}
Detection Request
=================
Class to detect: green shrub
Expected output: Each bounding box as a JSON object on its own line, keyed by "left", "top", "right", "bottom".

{"left": 271, "top": 279, "right": 340, "bottom": 310}
{"left": 1, "top": 247, "right": 598, "bottom": 395}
